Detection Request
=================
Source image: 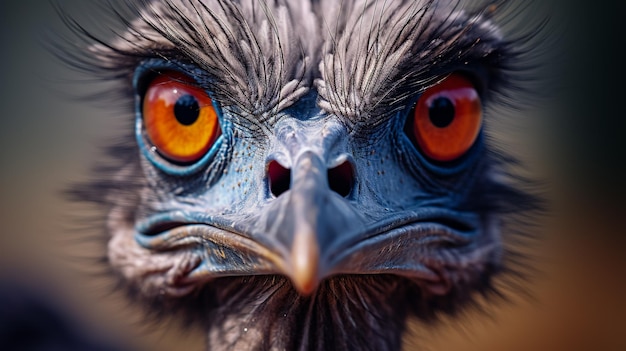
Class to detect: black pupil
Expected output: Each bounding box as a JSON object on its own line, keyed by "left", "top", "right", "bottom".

{"left": 429, "top": 96, "right": 455, "bottom": 128}
{"left": 174, "top": 94, "right": 200, "bottom": 126}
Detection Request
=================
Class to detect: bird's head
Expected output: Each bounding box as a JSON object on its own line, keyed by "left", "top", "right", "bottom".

{"left": 65, "top": 0, "right": 539, "bottom": 349}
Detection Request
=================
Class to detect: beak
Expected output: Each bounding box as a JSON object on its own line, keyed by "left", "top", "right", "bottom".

{"left": 256, "top": 151, "right": 364, "bottom": 295}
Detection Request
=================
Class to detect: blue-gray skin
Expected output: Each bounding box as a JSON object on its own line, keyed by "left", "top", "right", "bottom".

{"left": 65, "top": 0, "right": 536, "bottom": 350}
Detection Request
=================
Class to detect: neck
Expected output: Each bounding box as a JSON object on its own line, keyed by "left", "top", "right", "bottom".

{"left": 204, "top": 276, "right": 410, "bottom": 351}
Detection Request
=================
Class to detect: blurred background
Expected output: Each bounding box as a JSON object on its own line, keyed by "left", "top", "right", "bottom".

{"left": 0, "top": 0, "right": 624, "bottom": 350}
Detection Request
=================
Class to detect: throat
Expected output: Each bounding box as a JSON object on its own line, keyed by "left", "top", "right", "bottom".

{"left": 205, "top": 275, "right": 410, "bottom": 351}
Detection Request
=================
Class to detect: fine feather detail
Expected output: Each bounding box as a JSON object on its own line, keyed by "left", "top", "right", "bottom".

{"left": 316, "top": 0, "right": 510, "bottom": 130}
{"left": 58, "top": 0, "right": 527, "bottom": 132}
{"left": 86, "top": 0, "right": 319, "bottom": 135}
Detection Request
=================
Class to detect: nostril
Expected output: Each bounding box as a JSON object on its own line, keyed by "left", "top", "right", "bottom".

{"left": 328, "top": 161, "right": 355, "bottom": 198}
{"left": 268, "top": 160, "right": 291, "bottom": 197}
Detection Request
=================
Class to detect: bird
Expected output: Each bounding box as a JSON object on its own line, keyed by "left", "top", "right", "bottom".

{"left": 60, "top": 0, "right": 540, "bottom": 350}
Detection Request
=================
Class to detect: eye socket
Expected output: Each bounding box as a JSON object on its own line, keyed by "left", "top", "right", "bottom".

{"left": 411, "top": 73, "right": 482, "bottom": 162}
{"left": 143, "top": 72, "right": 220, "bottom": 164}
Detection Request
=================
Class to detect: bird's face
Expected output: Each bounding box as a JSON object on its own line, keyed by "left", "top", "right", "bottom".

{"left": 132, "top": 73, "right": 492, "bottom": 296}
{"left": 72, "top": 0, "right": 534, "bottom": 349}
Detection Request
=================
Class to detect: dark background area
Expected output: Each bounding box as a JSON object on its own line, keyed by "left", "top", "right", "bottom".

{"left": 0, "top": 1, "right": 624, "bottom": 350}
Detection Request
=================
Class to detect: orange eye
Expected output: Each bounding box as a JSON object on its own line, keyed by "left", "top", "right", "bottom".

{"left": 143, "top": 72, "right": 220, "bottom": 164}
{"left": 412, "top": 73, "right": 482, "bottom": 162}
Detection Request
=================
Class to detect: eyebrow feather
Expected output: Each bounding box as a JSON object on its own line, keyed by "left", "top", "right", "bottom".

{"left": 316, "top": 0, "right": 513, "bottom": 131}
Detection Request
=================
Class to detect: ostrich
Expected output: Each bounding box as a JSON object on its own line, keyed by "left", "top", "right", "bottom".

{"left": 61, "top": 0, "right": 539, "bottom": 350}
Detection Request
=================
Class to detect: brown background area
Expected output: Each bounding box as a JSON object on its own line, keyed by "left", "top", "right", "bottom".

{"left": 0, "top": 1, "right": 624, "bottom": 350}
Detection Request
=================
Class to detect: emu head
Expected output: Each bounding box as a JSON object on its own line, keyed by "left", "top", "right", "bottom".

{"left": 67, "top": 0, "right": 537, "bottom": 349}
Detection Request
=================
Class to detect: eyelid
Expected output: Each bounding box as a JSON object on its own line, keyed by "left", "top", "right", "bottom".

{"left": 133, "top": 59, "right": 210, "bottom": 96}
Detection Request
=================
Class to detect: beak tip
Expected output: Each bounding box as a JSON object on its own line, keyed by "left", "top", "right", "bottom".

{"left": 289, "top": 228, "right": 320, "bottom": 296}
{"left": 291, "top": 275, "right": 318, "bottom": 296}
